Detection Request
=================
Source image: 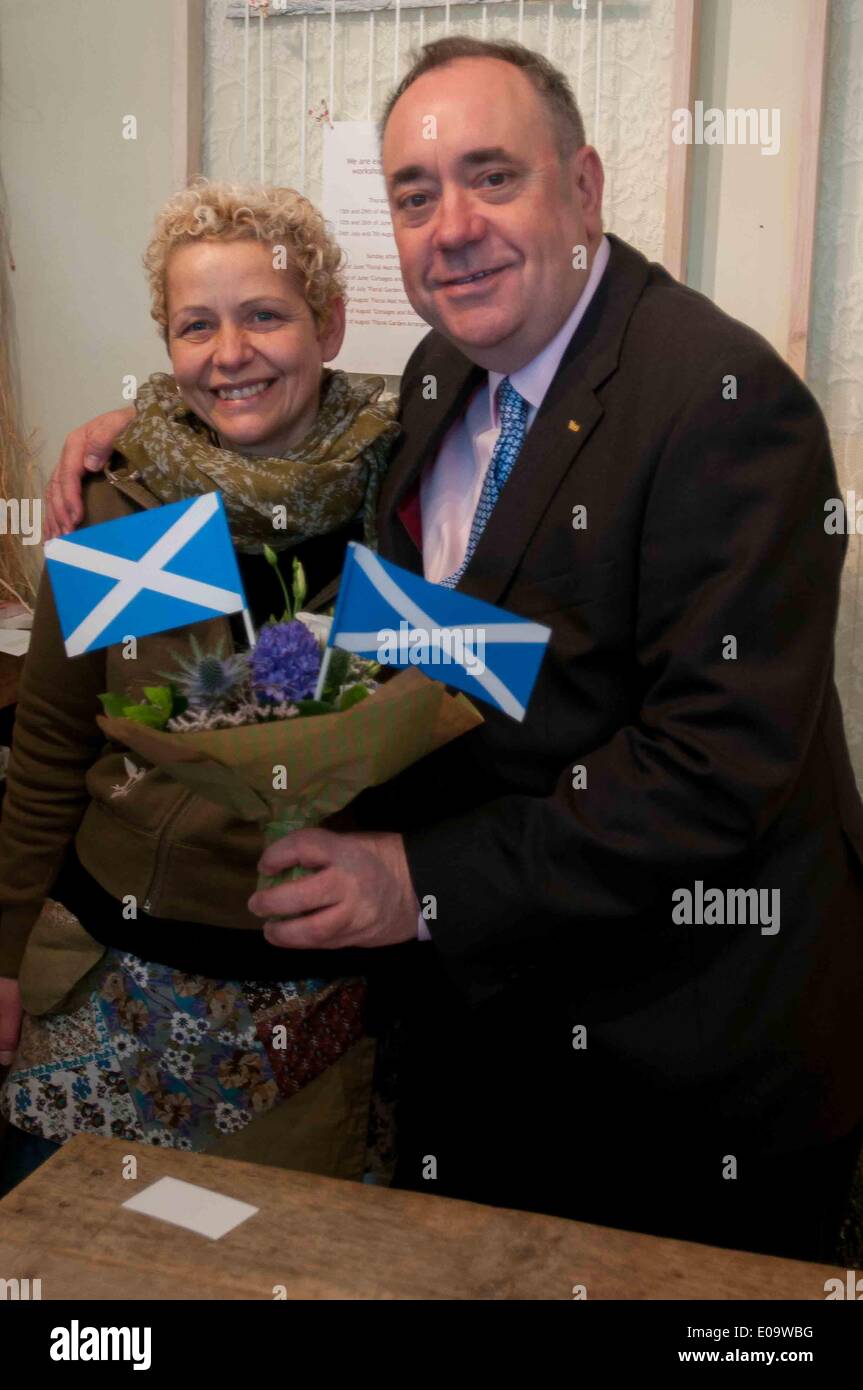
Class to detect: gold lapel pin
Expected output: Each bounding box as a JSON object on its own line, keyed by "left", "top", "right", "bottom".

{"left": 568, "top": 419, "right": 581, "bottom": 433}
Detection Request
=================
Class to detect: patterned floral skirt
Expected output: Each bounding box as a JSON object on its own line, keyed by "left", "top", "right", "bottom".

{"left": 0, "top": 941, "right": 396, "bottom": 1183}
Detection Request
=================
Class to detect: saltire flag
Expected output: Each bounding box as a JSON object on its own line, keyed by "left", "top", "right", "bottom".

{"left": 326, "top": 542, "right": 551, "bottom": 721}
{"left": 43, "top": 492, "right": 248, "bottom": 657}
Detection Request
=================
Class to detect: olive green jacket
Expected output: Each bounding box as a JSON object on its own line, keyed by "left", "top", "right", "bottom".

{"left": 0, "top": 464, "right": 269, "bottom": 1012}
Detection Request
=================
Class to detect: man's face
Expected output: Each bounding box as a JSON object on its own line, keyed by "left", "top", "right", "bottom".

{"left": 383, "top": 57, "right": 604, "bottom": 373}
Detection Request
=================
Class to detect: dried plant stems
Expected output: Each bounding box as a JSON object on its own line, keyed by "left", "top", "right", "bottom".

{"left": 0, "top": 176, "right": 37, "bottom": 610}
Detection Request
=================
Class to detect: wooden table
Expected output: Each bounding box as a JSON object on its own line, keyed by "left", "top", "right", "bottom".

{"left": 0, "top": 1134, "right": 848, "bottom": 1300}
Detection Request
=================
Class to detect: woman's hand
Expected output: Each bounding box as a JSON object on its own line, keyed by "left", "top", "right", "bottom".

{"left": 44, "top": 406, "right": 136, "bottom": 540}
{"left": 0, "top": 977, "right": 22, "bottom": 1067}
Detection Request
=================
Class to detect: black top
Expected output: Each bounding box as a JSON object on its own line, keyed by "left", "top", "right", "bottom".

{"left": 229, "top": 518, "right": 363, "bottom": 640}
{"left": 55, "top": 518, "right": 376, "bottom": 985}
{"left": 53, "top": 848, "right": 373, "bottom": 985}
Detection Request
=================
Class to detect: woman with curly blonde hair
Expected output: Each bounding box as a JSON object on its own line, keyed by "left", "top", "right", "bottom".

{"left": 0, "top": 181, "right": 400, "bottom": 1193}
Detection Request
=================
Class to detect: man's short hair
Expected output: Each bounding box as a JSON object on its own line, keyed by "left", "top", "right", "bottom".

{"left": 378, "top": 36, "right": 587, "bottom": 162}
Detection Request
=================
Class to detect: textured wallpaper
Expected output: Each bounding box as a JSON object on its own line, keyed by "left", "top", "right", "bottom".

{"left": 203, "top": 0, "right": 675, "bottom": 395}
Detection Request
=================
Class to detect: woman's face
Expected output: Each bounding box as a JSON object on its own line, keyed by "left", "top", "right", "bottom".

{"left": 165, "top": 239, "right": 345, "bottom": 456}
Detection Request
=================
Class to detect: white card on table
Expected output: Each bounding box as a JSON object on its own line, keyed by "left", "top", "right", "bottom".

{"left": 122, "top": 1175, "right": 258, "bottom": 1240}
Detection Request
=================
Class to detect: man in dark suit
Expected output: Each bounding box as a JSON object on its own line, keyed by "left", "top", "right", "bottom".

{"left": 253, "top": 37, "right": 863, "bottom": 1262}
{"left": 44, "top": 38, "right": 863, "bottom": 1263}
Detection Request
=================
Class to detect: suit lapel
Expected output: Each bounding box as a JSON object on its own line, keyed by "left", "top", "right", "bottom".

{"left": 460, "top": 235, "right": 652, "bottom": 606}
{"left": 461, "top": 376, "right": 603, "bottom": 606}
{"left": 377, "top": 341, "right": 485, "bottom": 573}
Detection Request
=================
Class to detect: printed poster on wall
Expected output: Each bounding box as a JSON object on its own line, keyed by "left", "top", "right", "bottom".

{"left": 322, "top": 121, "right": 429, "bottom": 376}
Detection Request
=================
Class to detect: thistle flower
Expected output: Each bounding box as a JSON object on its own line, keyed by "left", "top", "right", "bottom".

{"left": 165, "top": 635, "right": 249, "bottom": 708}
{"left": 250, "top": 620, "right": 321, "bottom": 704}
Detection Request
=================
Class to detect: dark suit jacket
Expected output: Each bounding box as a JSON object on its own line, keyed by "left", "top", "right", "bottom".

{"left": 362, "top": 233, "right": 863, "bottom": 1213}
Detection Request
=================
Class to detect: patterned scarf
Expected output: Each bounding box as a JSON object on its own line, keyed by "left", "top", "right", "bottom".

{"left": 112, "top": 369, "right": 400, "bottom": 553}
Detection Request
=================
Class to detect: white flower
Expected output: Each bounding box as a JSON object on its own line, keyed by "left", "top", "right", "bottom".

{"left": 113, "top": 1031, "right": 140, "bottom": 1059}
{"left": 145, "top": 1129, "right": 174, "bottom": 1148}
{"left": 214, "top": 1102, "right": 250, "bottom": 1134}
{"left": 110, "top": 757, "right": 147, "bottom": 799}
{"left": 170, "top": 1013, "right": 196, "bottom": 1045}
{"left": 164, "top": 1048, "right": 194, "bottom": 1080}
{"left": 295, "top": 610, "right": 332, "bottom": 647}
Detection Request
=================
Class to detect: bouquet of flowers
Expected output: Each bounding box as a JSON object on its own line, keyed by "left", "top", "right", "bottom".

{"left": 97, "top": 550, "right": 483, "bottom": 892}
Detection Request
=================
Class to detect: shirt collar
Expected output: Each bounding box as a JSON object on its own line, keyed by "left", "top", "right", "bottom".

{"left": 486, "top": 233, "right": 611, "bottom": 426}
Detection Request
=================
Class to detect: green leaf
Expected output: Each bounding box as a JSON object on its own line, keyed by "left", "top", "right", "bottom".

{"left": 293, "top": 698, "right": 337, "bottom": 717}
{"left": 142, "top": 686, "right": 173, "bottom": 713}
{"left": 99, "top": 692, "right": 129, "bottom": 718}
{"left": 321, "top": 647, "right": 351, "bottom": 702}
{"left": 123, "top": 704, "right": 169, "bottom": 728}
{"left": 338, "top": 684, "right": 370, "bottom": 711}
{"left": 263, "top": 544, "right": 279, "bottom": 567}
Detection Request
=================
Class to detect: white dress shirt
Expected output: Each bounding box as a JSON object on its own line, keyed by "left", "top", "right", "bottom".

{"left": 415, "top": 235, "right": 611, "bottom": 939}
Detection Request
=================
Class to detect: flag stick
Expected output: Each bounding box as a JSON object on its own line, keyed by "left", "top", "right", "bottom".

{"left": 312, "top": 540, "right": 353, "bottom": 700}
{"left": 313, "top": 643, "right": 334, "bottom": 701}
{"left": 241, "top": 608, "right": 257, "bottom": 649}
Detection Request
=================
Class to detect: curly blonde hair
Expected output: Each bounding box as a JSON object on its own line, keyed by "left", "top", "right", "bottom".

{"left": 144, "top": 179, "right": 347, "bottom": 342}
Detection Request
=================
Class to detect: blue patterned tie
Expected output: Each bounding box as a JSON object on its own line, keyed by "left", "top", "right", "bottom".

{"left": 439, "top": 376, "right": 529, "bottom": 589}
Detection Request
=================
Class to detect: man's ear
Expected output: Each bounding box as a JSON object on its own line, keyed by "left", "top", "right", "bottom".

{"left": 574, "top": 146, "right": 604, "bottom": 245}
{"left": 318, "top": 297, "right": 347, "bottom": 361}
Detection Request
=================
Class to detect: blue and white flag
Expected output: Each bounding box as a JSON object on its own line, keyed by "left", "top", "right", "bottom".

{"left": 327, "top": 543, "right": 551, "bottom": 721}
{"left": 44, "top": 492, "right": 248, "bottom": 657}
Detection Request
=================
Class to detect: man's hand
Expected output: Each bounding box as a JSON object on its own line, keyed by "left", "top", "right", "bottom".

{"left": 248, "top": 829, "right": 418, "bottom": 949}
{"left": 44, "top": 406, "right": 136, "bottom": 539}
{"left": 0, "top": 977, "right": 22, "bottom": 1067}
